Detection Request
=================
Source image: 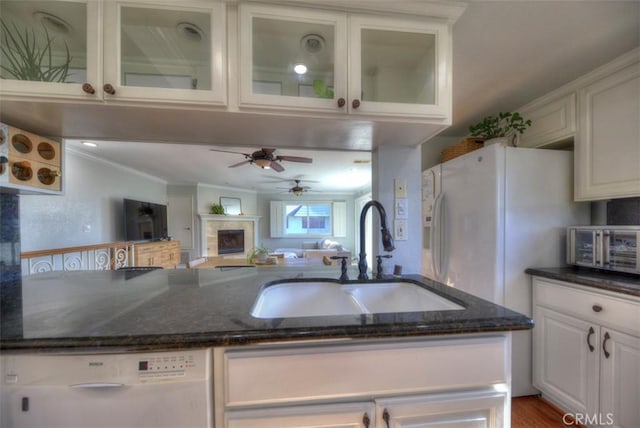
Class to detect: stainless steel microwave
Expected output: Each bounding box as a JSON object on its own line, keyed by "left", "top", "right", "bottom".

{"left": 567, "top": 226, "right": 640, "bottom": 274}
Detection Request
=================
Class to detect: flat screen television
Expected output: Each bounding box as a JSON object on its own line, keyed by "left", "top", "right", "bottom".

{"left": 123, "top": 198, "right": 168, "bottom": 242}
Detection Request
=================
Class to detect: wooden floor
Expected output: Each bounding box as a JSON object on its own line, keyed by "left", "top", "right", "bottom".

{"left": 512, "top": 396, "right": 584, "bottom": 427}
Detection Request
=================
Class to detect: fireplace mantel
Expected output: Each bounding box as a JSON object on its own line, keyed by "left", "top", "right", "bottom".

{"left": 198, "top": 214, "right": 261, "bottom": 258}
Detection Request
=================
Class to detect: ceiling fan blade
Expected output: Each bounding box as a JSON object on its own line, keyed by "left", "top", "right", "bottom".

{"left": 229, "top": 160, "right": 252, "bottom": 168}
{"left": 270, "top": 161, "right": 285, "bottom": 172}
{"left": 209, "top": 148, "right": 251, "bottom": 156}
{"left": 276, "top": 155, "right": 313, "bottom": 164}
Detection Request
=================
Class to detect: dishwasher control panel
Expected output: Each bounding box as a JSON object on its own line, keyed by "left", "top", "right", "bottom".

{"left": 137, "top": 353, "right": 197, "bottom": 380}
{"left": 1, "top": 349, "right": 211, "bottom": 386}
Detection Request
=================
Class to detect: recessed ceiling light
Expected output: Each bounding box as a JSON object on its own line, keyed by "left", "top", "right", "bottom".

{"left": 81, "top": 141, "right": 97, "bottom": 148}
{"left": 294, "top": 64, "right": 308, "bottom": 75}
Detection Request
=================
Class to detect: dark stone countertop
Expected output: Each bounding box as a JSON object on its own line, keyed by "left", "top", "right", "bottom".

{"left": 1, "top": 266, "right": 532, "bottom": 352}
{"left": 526, "top": 266, "right": 640, "bottom": 298}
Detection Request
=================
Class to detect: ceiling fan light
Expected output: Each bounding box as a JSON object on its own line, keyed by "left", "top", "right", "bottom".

{"left": 255, "top": 159, "right": 271, "bottom": 168}
{"left": 292, "top": 189, "right": 303, "bottom": 196}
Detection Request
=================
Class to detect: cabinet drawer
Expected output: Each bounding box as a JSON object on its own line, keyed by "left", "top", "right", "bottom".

{"left": 222, "top": 336, "right": 508, "bottom": 407}
{"left": 533, "top": 278, "right": 640, "bottom": 336}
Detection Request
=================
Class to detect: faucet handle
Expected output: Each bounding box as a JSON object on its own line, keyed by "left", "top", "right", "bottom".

{"left": 375, "top": 255, "right": 393, "bottom": 279}
{"left": 331, "top": 256, "right": 350, "bottom": 282}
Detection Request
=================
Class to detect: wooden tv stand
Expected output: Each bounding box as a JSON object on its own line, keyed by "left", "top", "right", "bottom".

{"left": 133, "top": 240, "right": 180, "bottom": 268}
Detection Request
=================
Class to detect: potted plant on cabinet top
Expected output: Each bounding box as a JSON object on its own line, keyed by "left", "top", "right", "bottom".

{"left": 468, "top": 112, "right": 532, "bottom": 146}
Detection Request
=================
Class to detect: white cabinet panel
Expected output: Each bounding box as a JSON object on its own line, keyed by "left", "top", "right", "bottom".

{"left": 518, "top": 93, "right": 576, "bottom": 148}
{"left": 223, "top": 337, "right": 507, "bottom": 407}
{"left": 600, "top": 328, "right": 640, "bottom": 428}
{"left": 575, "top": 57, "right": 640, "bottom": 200}
{"left": 533, "top": 306, "right": 599, "bottom": 415}
{"left": 227, "top": 403, "right": 374, "bottom": 428}
{"left": 376, "top": 390, "right": 508, "bottom": 428}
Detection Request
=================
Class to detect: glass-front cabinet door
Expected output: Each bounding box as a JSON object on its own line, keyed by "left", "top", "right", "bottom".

{"left": 238, "top": 3, "right": 347, "bottom": 112}
{"left": 348, "top": 15, "right": 451, "bottom": 119}
{"left": 103, "top": 0, "right": 226, "bottom": 105}
{"left": 0, "top": 0, "right": 100, "bottom": 99}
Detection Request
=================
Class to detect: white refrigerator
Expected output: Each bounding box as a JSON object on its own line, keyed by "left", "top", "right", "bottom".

{"left": 422, "top": 143, "right": 590, "bottom": 396}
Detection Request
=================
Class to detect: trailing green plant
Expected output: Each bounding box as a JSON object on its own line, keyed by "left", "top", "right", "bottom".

{"left": 312, "top": 79, "right": 334, "bottom": 99}
{"left": 210, "top": 203, "right": 225, "bottom": 215}
{"left": 0, "top": 19, "right": 72, "bottom": 82}
{"left": 247, "top": 244, "right": 270, "bottom": 263}
{"left": 468, "top": 112, "right": 532, "bottom": 139}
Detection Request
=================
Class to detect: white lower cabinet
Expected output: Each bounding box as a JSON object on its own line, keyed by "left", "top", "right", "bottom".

{"left": 226, "top": 402, "right": 375, "bottom": 428}
{"left": 215, "top": 335, "right": 512, "bottom": 427}
{"left": 226, "top": 390, "right": 507, "bottom": 428}
{"left": 533, "top": 277, "right": 640, "bottom": 428}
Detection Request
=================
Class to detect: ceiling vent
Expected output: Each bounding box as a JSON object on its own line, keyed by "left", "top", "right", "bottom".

{"left": 300, "top": 34, "right": 325, "bottom": 54}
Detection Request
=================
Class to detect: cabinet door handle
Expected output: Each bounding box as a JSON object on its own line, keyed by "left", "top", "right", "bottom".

{"left": 602, "top": 331, "right": 611, "bottom": 359}
{"left": 362, "top": 412, "right": 370, "bottom": 428}
{"left": 587, "top": 326, "right": 595, "bottom": 352}
{"left": 382, "top": 408, "right": 391, "bottom": 428}
{"left": 352, "top": 99, "right": 361, "bottom": 109}
{"left": 103, "top": 83, "right": 116, "bottom": 95}
{"left": 592, "top": 304, "right": 603, "bottom": 312}
{"left": 82, "top": 83, "right": 95, "bottom": 94}
{"left": 337, "top": 97, "right": 346, "bottom": 108}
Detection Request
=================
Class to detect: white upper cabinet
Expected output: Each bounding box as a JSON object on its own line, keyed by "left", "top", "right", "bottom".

{"left": 0, "top": 0, "right": 100, "bottom": 100}
{"left": 238, "top": 3, "right": 452, "bottom": 121}
{"left": 103, "top": 0, "right": 226, "bottom": 105}
{"left": 0, "top": 0, "right": 226, "bottom": 105}
{"left": 238, "top": 4, "right": 347, "bottom": 113}
{"left": 575, "top": 50, "right": 640, "bottom": 201}
{"left": 348, "top": 15, "right": 450, "bottom": 120}
{"left": 517, "top": 92, "right": 576, "bottom": 148}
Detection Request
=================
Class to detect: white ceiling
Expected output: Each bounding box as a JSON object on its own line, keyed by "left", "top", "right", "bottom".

{"left": 66, "top": 140, "right": 372, "bottom": 194}
{"left": 27, "top": 2, "right": 640, "bottom": 193}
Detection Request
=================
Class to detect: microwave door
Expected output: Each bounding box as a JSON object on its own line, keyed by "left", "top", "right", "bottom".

{"left": 572, "top": 229, "right": 599, "bottom": 267}
{"left": 606, "top": 230, "right": 639, "bottom": 272}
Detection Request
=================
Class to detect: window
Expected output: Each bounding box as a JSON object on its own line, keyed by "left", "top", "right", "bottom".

{"left": 270, "top": 201, "right": 347, "bottom": 238}
{"left": 285, "top": 203, "right": 331, "bottom": 235}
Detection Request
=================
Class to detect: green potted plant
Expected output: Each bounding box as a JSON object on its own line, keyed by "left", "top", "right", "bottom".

{"left": 210, "top": 203, "right": 225, "bottom": 215}
{"left": 468, "top": 112, "right": 532, "bottom": 146}
{"left": 247, "top": 244, "right": 270, "bottom": 264}
{"left": 0, "top": 19, "right": 73, "bottom": 82}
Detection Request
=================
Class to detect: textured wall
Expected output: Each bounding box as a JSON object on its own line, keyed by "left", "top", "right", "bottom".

{"left": 19, "top": 150, "right": 167, "bottom": 252}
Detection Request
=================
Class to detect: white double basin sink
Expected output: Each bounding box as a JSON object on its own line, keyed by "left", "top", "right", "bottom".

{"left": 251, "top": 280, "right": 464, "bottom": 318}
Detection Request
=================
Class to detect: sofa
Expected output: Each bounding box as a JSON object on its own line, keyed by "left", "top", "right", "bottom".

{"left": 274, "top": 239, "right": 352, "bottom": 264}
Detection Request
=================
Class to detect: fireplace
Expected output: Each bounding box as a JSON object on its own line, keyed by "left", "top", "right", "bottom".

{"left": 218, "top": 229, "right": 245, "bottom": 255}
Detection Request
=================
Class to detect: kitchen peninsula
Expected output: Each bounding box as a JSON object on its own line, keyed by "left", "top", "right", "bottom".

{"left": 1, "top": 266, "right": 531, "bottom": 427}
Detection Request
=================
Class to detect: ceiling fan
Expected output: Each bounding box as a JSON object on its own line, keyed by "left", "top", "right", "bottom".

{"left": 286, "top": 179, "right": 312, "bottom": 196}
{"left": 209, "top": 147, "right": 312, "bottom": 172}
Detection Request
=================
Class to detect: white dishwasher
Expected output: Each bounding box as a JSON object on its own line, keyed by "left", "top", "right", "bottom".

{"left": 0, "top": 348, "right": 212, "bottom": 428}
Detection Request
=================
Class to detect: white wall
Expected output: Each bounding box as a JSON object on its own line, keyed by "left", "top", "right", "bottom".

{"left": 421, "top": 135, "right": 462, "bottom": 170}
{"left": 372, "top": 145, "right": 422, "bottom": 274}
{"left": 196, "top": 184, "right": 257, "bottom": 216}
{"left": 19, "top": 149, "right": 167, "bottom": 252}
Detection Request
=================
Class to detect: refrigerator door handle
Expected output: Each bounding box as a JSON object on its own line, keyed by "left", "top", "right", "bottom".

{"left": 431, "top": 192, "right": 444, "bottom": 282}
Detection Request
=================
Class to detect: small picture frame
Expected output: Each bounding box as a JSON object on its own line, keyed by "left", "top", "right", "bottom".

{"left": 394, "top": 219, "right": 407, "bottom": 241}
{"left": 220, "top": 197, "right": 242, "bottom": 215}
